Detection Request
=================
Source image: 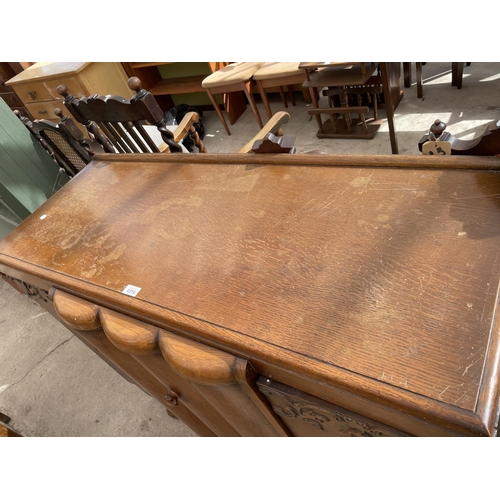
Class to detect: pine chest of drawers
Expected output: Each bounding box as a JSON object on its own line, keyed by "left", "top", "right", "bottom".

{"left": 1, "top": 153, "right": 500, "bottom": 436}
{"left": 5, "top": 62, "right": 132, "bottom": 127}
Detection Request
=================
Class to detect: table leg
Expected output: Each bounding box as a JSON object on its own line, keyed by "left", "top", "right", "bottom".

{"left": 416, "top": 62, "right": 423, "bottom": 98}
{"left": 339, "top": 86, "right": 352, "bottom": 133}
{"left": 379, "top": 62, "right": 399, "bottom": 154}
{"left": 403, "top": 62, "right": 411, "bottom": 88}
{"left": 308, "top": 86, "right": 324, "bottom": 134}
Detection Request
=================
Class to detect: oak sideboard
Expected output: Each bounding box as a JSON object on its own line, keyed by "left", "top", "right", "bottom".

{"left": 1, "top": 152, "right": 500, "bottom": 437}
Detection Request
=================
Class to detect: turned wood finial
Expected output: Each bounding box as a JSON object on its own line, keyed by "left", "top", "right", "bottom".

{"left": 127, "top": 76, "right": 142, "bottom": 93}
{"left": 430, "top": 119, "right": 446, "bottom": 137}
{"left": 54, "top": 108, "right": 63, "bottom": 118}
{"left": 57, "top": 84, "right": 68, "bottom": 97}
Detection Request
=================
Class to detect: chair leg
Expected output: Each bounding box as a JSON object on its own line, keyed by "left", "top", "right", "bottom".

{"left": 403, "top": 62, "right": 411, "bottom": 88}
{"left": 256, "top": 80, "right": 273, "bottom": 120}
{"left": 456, "top": 62, "right": 464, "bottom": 89}
{"left": 243, "top": 81, "right": 264, "bottom": 128}
{"left": 308, "top": 87, "right": 324, "bottom": 134}
{"left": 416, "top": 62, "right": 423, "bottom": 98}
{"left": 451, "top": 63, "right": 464, "bottom": 88}
{"left": 278, "top": 86, "right": 288, "bottom": 108}
{"left": 206, "top": 89, "right": 231, "bottom": 135}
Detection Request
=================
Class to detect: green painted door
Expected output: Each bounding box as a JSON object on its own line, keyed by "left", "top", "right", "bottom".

{"left": 0, "top": 97, "right": 69, "bottom": 239}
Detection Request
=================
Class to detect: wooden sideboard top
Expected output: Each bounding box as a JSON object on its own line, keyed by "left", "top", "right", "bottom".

{"left": 2, "top": 153, "right": 500, "bottom": 434}
{"left": 6, "top": 62, "right": 90, "bottom": 84}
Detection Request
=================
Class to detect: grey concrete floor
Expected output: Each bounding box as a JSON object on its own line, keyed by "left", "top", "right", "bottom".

{"left": 1, "top": 62, "right": 500, "bottom": 437}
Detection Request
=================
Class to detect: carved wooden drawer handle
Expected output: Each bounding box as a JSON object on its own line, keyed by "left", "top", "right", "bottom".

{"left": 53, "top": 289, "right": 159, "bottom": 355}
{"left": 53, "top": 290, "right": 101, "bottom": 331}
{"left": 159, "top": 331, "right": 240, "bottom": 386}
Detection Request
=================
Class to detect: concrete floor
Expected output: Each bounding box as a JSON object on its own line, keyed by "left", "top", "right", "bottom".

{"left": 1, "top": 62, "right": 500, "bottom": 437}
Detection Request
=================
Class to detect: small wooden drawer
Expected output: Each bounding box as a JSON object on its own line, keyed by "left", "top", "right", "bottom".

{"left": 257, "top": 377, "right": 409, "bottom": 437}
{"left": 44, "top": 77, "right": 86, "bottom": 99}
{"left": 12, "top": 82, "right": 52, "bottom": 102}
{"left": 1, "top": 92, "right": 24, "bottom": 108}
{"left": 25, "top": 101, "right": 64, "bottom": 121}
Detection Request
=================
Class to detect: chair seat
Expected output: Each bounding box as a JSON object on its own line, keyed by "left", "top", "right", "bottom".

{"left": 201, "top": 62, "right": 264, "bottom": 88}
{"left": 253, "top": 62, "right": 304, "bottom": 80}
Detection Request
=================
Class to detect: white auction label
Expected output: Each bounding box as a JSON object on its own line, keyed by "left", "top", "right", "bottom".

{"left": 122, "top": 284, "right": 142, "bottom": 297}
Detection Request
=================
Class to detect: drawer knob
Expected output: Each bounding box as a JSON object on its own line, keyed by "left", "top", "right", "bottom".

{"left": 38, "top": 110, "right": 47, "bottom": 115}
{"left": 163, "top": 391, "right": 180, "bottom": 406}
{"left": 27, "top": 90, "right": 37, "bottom": 100}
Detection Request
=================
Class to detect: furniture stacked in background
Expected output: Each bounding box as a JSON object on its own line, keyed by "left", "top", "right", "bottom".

{"left": 0, "top": 97, "right": 69, "bottom": 240}
{"left": 15, "top": 107, "right": 96, "bottom": 179}
{"left": 300, "top": 62, "right": 402, "bottom": 153}
{"left": 5, "top": 63, "right": 132, "bottom": 134}
{"left": 2, "top": 151, "right": 500, "bottom": 437}
{"left": 403, "top": 62, "right": 471, "bottom": 98}
{"left": 418, "top": 117, "right": 500, "bottom": 156}
{"left": 57, "top": 76, "right": 207, "bottom": 155}
{"left": 123, "top": 62, "right": 311, "bottom": 136}
{"left": 201, "top": 62, "right": 265, "bottom": 134}
{"left": 0, "top": 63, "right": 33, "bottom": 119}
{"left": 122, "top": 62, "right": 249, "bottom": 127}
{"left": 252, "top": 62, "right": 309, "bottom": 119}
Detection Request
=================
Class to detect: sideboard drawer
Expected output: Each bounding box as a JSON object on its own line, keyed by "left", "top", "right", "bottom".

{"left": 44, "top": 77, "right": 85, "bottom": 99}
{"left": 13, "top": 81, "right": 52, "bottom": 102}
{"left": 257, "top": 377, "right": 410, "bottom": 437}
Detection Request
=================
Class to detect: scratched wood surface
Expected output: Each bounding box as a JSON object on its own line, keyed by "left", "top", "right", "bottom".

{"left": 2, "top": 153, "right": 500, "bottom": 418}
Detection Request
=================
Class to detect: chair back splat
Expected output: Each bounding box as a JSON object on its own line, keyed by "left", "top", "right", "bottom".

{"left": 15, "top": 108, "right": 95, "bottom": 178}
{"left": 57, "top": 77, "right": 206, "bottom": 154}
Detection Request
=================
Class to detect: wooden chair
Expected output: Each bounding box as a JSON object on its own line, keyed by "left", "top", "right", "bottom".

{"left": 201, "top": 62, "right": 265, "bottom": 135}
{"left": 251, "top": 62, "right": 307, "bottom": 119}
{"left": 57, "top": 77, "right": 206, "bottom": 154}
{"left": 238, "top": 111, "right": 292, "bottom": 153}
{"left": 418, "top": 118, "right": 500, "bottom": 156}
{"left": 15, "top": 108, "right": 96, "bottom": 179}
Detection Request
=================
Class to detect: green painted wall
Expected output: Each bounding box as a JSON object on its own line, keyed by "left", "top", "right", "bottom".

{"left": 157, "top": 62, "right": 222, "bottom": 107}
{"left": 0, "top": 97, "right": 69, "bottom": 239}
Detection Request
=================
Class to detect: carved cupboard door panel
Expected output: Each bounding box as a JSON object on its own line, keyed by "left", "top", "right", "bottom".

{"left": 52, "top": 289, "right": 290, "bottom": 437}
{"left": 257, "top": 378, "right": 410, "bottom": 437}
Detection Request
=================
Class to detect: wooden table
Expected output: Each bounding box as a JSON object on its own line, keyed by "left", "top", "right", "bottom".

{"left": 300, "top": 62, "right": 402, "bottom": 154}
{"left": 2, "top": 152, "right": 500, "bottom": 437}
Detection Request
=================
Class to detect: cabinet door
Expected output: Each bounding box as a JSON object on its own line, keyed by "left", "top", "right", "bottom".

{"left": 257, "top": 377, "right": 410, "bottom": 437}
{"left": 51, "top": 289, "right": 289, "bottom": 437}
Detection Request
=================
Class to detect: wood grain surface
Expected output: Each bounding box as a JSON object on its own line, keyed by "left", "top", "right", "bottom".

{"left": 2, "top": 153, "right": 500, "bottom": 434}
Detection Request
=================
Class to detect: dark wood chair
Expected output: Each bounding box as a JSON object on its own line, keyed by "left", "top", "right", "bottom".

{"left": 57, "top": 77, "right": 207, "bottom": 154}
{"left": 15, "top": 108, "right": 96, "bottom": 179}
{"left": 418, "top": 118, "right": 500, "bottom": 156}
